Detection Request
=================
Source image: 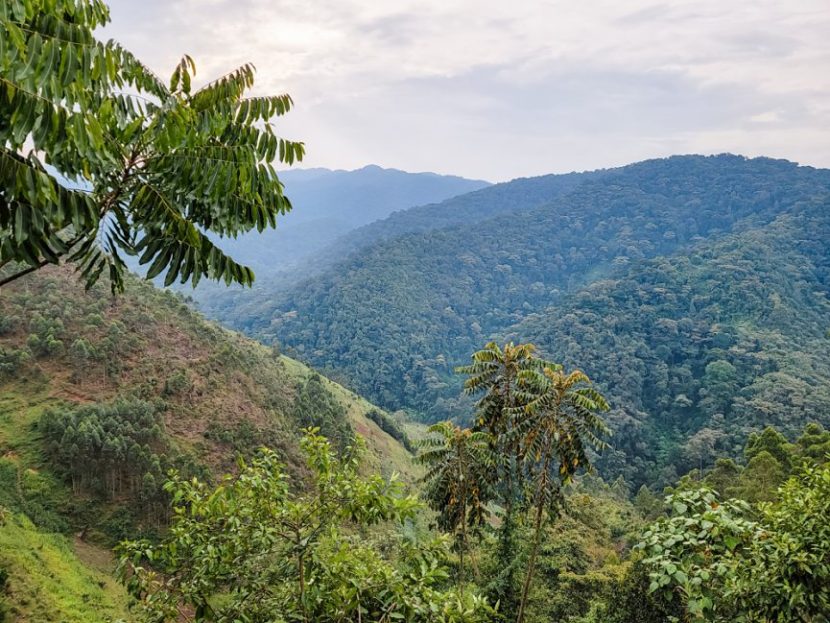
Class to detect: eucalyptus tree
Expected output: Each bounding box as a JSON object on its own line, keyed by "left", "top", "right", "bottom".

{"left": 1, "top": 0, "right": 303, "bottom": 292}
{"left": 418, "top": 421, "right": 494, "bottom": 582}
{"left": 514, "top": 367, "right": 610, "bottom": 623}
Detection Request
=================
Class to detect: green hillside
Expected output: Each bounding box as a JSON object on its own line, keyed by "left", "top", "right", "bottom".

{"left": 513, "top": 202, "right": 830, "bottom": 487}
{"left": 212, "top": 155, "right": 830, "bottom": 485}
{"left": 0, "top": 512, "right": 131, "bottom": 622}
{"left": 0, "top": 266, "right": 418, "bottom": 620}
{"left": 195, "top": 168, "right": 601, "bottom": 323}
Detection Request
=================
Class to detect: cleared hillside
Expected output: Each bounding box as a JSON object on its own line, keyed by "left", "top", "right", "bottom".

{"left": 0, "top": 266, "right": 416, "bottom": 620}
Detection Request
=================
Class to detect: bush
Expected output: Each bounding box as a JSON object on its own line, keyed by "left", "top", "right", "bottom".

{"left": 0, "top": 348, "right": 29, "bottom": 377}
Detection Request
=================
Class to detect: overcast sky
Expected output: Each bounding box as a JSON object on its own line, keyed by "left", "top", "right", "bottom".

{"left": 103, "top": 0, "right": 829, "bottom": 182}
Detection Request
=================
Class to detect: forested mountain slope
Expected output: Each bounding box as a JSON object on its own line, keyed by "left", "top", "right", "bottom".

{"left": 184, "top": 165, "right": 490, "bottom": 316}
{"left": 313, "top": 168, "right": 605, "bottom": 264}
{"left": 0, "top": 267, "right": 415, "bottom": 619}
{"left": 513, "top": 202, "right": 830, "bottom": 487}
{"left": 214, "top": 155, "right": 830, "bottom": 485}
{"left": 194, "top": 168, "right": 596, "bottom": 321}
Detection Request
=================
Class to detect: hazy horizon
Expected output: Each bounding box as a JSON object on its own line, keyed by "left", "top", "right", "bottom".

{"left": 103, "top": 0, "right": 830, "bottom": 182}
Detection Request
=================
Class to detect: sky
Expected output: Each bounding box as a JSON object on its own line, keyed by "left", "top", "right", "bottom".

{"left": 103, "top": 0, "right": 830, "bottom": 182}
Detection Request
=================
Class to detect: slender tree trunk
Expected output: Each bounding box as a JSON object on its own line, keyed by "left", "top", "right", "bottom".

{"left": 516, "top": 451, "right": 551, "bottom": 623}
{"left": 459, "top": 525, "right": 465, "bottom": 587}
{"left": 458, "top": 456, "right": 468, "bottom": 585}
{"left": 298, "top": 550, "right": 308, "bottom": 622}
{"left": 516, "top": 492, "right": 545, "bottom": 623}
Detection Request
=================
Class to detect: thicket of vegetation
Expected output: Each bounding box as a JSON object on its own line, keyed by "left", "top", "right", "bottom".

{"left": 119, "top": 430, "right": 493, "bottom": 622}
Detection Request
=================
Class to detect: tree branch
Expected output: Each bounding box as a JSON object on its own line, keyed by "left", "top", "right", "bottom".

{"left": 0, "top": 233, "right": 86, "bottom": 289}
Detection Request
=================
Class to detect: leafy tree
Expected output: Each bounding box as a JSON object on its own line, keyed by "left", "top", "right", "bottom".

{"left": 640, "top": 463, "right": 830, "bottom": 622}
{"left": 736, "top": 450, "right": 786, "bottom": 503}
{"left": 744, "top": 426, "right": 793, "bottom": 472}
{"left": 457, "top": 341, "right": 551, "bottom": 608}
{"left": 514, "top": 367, "right": 609, "bottom": 623}
{"left": 417, "top": 421, "right": 494, "bottom": 581}
{"left": 638, "top": 489, "right": 759, "bottom": 622}
{"left": 1, "top": 0, "right": 303, "bottom": 292}
{"left": 728, "top": 462, "right": 830, "bottom": 622}
{"left": 291, "top": 373, "right": 353, "bottom": 450}
{"left": 698, "top": 360, "right": 737, "bottom": 417}
{"left": 632, "top": 484, "right": 664, "bottom": 521}
{"left": 695, "top": 457, "right": 739, "bottom": 499}
{"left": 591, "top": 560, "right": 684, "bottom": 623}
{"left": 118, "top": 430, "right": 494, "bottom": 622}
{"left": 68, "top": 336, "right": 96, "bottom": 381}
{"left": 795, "top": 422, "right": 830, "bottom": 463}
{"left": 458, "top": 342, "right": 545, "bottom": 441}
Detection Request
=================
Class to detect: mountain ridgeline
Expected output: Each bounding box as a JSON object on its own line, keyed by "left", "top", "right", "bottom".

{"left": 205, "top": 155, "right": 830, "bottom": 487}
{"left": 181, "top": 165, "right": 490, "bottom": 313}
{"left": 220, "top": 165, "right": 489, "bottom": 271}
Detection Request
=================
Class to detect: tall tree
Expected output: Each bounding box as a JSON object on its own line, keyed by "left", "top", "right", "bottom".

{"left": 514, "top": 367, "right": 610, "bottom": 623}
{"left": 456, "top": 342, "right": 552, "bottom": 608}
{"left": 1, "top": 0, "right": 303, "bottom": 292}
{"left": 417, "top": 421, "right": 494, "bottom": 582}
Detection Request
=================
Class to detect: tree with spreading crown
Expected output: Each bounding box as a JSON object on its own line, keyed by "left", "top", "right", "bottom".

{"left": 1, "top": 0, "right": 303, "bottom": 292}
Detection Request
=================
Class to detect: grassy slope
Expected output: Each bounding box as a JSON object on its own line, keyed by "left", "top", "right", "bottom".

{"left": 0, "top": 266, "right": 417, "bottom": 619}
{"left": 0, "top": 513, "right": 130, "bottom": 623}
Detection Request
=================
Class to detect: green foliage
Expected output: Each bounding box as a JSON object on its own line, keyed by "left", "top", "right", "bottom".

{"left": 514, "top": 367, "right": 610, "bottom": 623}
{"left": 1, "top": 0, "right": 303, "bottom": 292}
{"left": 728, "top": 463, "right": 830, "bottom": 622}
{"left": 119, "top": 430, "right": 493, "bottom": 622}
{"left": 161, "top": 368, "right": 191, "bottom": 397}
{"left": 638, "top": 489, "right": 759, "bottom": 621}
{"left": 592, "top": 561, "right": 683, "bottom": 623}
{"left": 38, "top": 398, "right": 176, "bottom": 522}
{"left": 796, "top": 422, "right": 830, "bottom": 463}
{"left": 744, "top": 426, "right": 793, "bottom": 470}
{"left": 418, "top": 421, "right": 494, "bottom": 578}
{"left": 0, "top": 457, "right": 69, "bottom": 533}
{"left": 0, "top": 347, "right": 28, "bottom": 376}
{"left": 0, "top": 511, "right": 131, "bottom": 622}
{"left": 366, "top": 408, "right": 414, "bottom": 452}
{"left": 639, "top": 463, "right": 830, "bottom": 622}
{"left": 26, "top": 311, "right": 65, "bottom": 356}
{"left": 670, "top": 422, "right": 830, "bottom": 504}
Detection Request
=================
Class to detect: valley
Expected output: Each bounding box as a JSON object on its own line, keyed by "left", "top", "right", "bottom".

{"left": 2, "top": 2, "right": 830, "bottom": 620}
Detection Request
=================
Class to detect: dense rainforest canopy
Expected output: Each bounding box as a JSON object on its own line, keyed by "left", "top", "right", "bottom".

{"left": 208, "top": 155, "right": 830, "bottom": 488}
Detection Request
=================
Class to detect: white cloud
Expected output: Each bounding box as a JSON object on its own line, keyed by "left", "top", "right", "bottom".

{"left": 102, "top": 0, "right": 830, "bottom": 180}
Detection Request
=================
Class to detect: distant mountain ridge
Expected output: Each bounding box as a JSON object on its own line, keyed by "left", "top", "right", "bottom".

{"left": 181, "top": 164, "right": 490, "bottom": 308}
{"left": 202, "top": 165, "right": 489, "bottom": 275}
{"left": 197, "top": 154, "right": 830, "bottom": 487}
